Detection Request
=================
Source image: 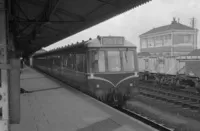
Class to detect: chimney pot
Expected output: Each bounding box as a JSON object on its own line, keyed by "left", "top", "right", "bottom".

{"left": 172, "top": 17, "right": 177, "bottom": 24}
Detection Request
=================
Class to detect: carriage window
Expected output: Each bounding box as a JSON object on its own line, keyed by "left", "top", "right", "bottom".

{"left": 82, "top": 55, "right": 86, "bottom": 72}
{"left": 98, "top": 51, "right": 106, "bottom": 72}
{"left": 67, "top": 53, "right": 75, "bottom": 70}
{"left": 76, "top": 54, "right": 86, "bottom": 72}
{"left": 62, "top": 55, "right": 68, "bottom": 67}
{"left": 54, "top": 55, "right": 61, "bottom": 66}
{"left": 122, "top": 51, "right": 135, "bottom": 71}
{"left": 91, "top": 51, "right": 105, "bottom": 72}
{"left": 107, "top": 51, "right": 121, "bottom": 72}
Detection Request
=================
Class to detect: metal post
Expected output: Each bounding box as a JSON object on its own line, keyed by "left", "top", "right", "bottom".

{"left": 9, "top": 59, "right": 20, "bottom": 124}
{"left": 171, "top": 32, "right": 174, "bottom": 56}
{"left": 195, "top": 29, "right": 198, "bottom": 49}
{"left": 0, "top": 0, "right": 9, "bottom": 130}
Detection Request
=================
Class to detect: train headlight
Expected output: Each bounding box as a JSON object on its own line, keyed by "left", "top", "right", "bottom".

{"left": 96, "top": 84, "right": 100, "bottom": 88}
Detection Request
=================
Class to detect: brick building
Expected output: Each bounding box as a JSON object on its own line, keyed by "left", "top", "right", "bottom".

{"left": 139, "top": 18, "right": 198, "bottom": 56}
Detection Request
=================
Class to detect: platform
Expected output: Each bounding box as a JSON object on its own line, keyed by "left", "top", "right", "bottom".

{"left": 10, "top": 67, "right": 156, "bottom": 131}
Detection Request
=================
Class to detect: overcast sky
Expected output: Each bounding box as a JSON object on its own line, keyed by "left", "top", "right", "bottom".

{"left": 44, "top": 0, "right": 200, "bottom": 51}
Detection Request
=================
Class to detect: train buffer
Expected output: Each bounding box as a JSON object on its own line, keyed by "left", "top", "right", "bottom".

{"left": 10, "top": 67, "right": 156, "bottom": 131}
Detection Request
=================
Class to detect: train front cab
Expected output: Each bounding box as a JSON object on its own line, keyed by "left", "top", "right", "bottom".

{"left": 87, "top": 47, "right": 139, "bottom": 102}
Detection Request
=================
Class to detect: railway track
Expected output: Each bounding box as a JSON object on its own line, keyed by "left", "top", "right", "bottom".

{"left": 88, "top": 94, "right": 174, "bottom": 131}
{"left": 137, "top": 85, "right": 200, "bottom": 122}
{"left": 139, "top": 86, "right": 200, "bottom": 110}
{"left": 116, "top": 107, "right": 174, "bottom": 131}
{"left": 93, "top": 95, "right": 174, "bottom": 131}
{"left": 139, "top": 85, "right": 200, "bottom": 109}
{"left": 140, "top": 81, "right": 200, "bottom": 96}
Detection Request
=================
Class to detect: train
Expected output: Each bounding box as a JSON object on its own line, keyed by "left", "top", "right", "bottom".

{"left": 138, "top": 50, "right": 200, "bottom": 93}
{"left": 31, "top": 36, "right": 139, "bottom": 105}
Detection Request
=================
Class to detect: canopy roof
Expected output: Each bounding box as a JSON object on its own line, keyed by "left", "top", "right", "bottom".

{"left": 9, "top": 0, "right": 150, "bottom": 56}
{"left": 33, "top": 35, "right": 136, "bottom": 57}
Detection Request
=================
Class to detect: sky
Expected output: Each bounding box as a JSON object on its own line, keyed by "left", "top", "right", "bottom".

{"left": 44, "top": 0, "right": 200, "bottom": 52}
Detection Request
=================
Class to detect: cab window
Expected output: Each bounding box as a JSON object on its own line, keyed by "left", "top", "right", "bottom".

{"left": 107, "top": 51, "right": 121, "bottom": 72}
{"left": 91, "top": 50, "right": 105, "bottom": 72}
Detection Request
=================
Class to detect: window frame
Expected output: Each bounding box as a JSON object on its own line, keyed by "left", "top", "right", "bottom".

{"left": 89, "top": 49, "right": 106, "bottom": 73}
{"left": 75, "top": 53, "right": 86, "bottom": 73}
{"left": 89, "top": 48, "right": 137, "bottom": 73}
{"left": 106, "top": 50, "right": 122, "bottom": 72}
{"left": 122, "top": 50, "right": 135, "bottom": 72}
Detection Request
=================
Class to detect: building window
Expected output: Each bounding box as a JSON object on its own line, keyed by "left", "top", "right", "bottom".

{"left": 148, "top": 38, "right": 154, "bottom": 47}
{"left": 164, "top": 34, "right": 171, "bottom": 46}
{"left": 155, "top": 36, "right": 163, "bottom": 47}
{"left": 184, "top": 34, "right": 193, "bottom": 43}
{"left": 174, "top": 34, "right": 193, "bottom": 44}
{"left": 141, "top": 38, "right": 147, "bottom": 48}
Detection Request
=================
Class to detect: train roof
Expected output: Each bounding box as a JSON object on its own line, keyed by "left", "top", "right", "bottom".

{"left": 187, "top": 49, "right": 200, "bottom": 56}
{"left": 33, "top": 36, "right": 136, "bottom": 57}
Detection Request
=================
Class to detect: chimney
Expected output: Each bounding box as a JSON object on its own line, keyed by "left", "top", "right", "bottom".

{"left": 191, "top": 17, "right": 196, "bottom": 28}
{"left": 172, "top": 17, "right": 177, "bottom": 24}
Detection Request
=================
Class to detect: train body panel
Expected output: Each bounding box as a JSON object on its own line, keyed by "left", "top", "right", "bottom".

{"left": 87, "top": 73, "right": 139, "bottom": 98}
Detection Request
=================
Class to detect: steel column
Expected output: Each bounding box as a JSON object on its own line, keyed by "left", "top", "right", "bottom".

{"left": 0, "top": 0, "right": 9, "bottom": 130}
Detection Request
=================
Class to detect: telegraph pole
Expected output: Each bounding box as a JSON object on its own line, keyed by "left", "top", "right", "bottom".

{"left": 190, "top": 17, "right": 196, "bottom": 28}
{"left": 190, "top": 17, "right": 198, "bottom": 49}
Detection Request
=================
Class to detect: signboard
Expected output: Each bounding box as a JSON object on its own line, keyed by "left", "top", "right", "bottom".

{"left": 102, "top": 37, "right": 124, "bottom": 45}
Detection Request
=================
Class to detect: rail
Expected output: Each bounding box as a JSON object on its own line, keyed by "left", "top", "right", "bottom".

{"left": 116, "top": 107, "right": 174, "bottom": 131}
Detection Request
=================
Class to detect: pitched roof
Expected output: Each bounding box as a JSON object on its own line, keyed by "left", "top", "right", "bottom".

{"left": 33, "top": 49, "right": 47, "bottom": 55}
{"left": 140, "top": 19, "right": 195, "bottom": 36}
{"left": 188, "top": 49, "right": 200, "bottom": 56}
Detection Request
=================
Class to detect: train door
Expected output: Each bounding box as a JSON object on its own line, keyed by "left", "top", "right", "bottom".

{"left": 75, "top": 53, "right": 87, "bottom": 91}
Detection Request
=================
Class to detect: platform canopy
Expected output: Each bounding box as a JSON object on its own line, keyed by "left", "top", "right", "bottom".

{"left": 8, "top": 0, "right": 150, "bottom": 56}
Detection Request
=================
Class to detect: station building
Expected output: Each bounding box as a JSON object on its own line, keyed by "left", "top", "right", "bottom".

{"left": 139, "top": 18, "right": 198, "bottom": 56}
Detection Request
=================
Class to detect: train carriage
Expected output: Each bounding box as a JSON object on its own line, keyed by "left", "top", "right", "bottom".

{"left": 138, "top": 50, "right": 200, "bottom": 93}
{"left": 138, "top": 54, "right": 186, "bottom": 75}
{"left": 32, "top": 36, "right": 139, "bottom": 105}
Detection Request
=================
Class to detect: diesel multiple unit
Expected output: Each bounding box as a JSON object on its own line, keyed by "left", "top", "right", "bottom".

{"left": 32, "top": 36, "right": 139, "bottom": 105}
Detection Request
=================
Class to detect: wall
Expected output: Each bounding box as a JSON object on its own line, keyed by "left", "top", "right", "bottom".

{"left": 140, "top": 30, "right": 197, "bottom": 55}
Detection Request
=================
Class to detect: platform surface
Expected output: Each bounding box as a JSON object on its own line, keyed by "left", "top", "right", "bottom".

{"left": 11, "top": 67, "right": 156, "bottom": 131}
